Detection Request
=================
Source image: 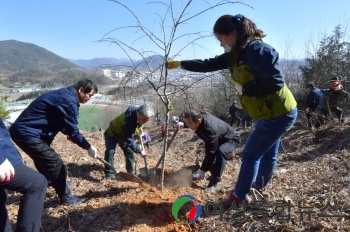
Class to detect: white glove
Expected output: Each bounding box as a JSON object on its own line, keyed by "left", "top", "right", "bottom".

{"left": 235, "top": 83, "right": 243, "bottom": 95}
{"left": 0, "top": 159, "right": 15, "bottom": 182}
{"left": 175, "top": 122, "right": 184, "bottom": 129}
{"left": 305, "top": 107, "right": 310, "bottom": 112}
{"left": 192, "top": 169, "right": 205, "bottom": 180}
{"left": 139, "top": 127, "right": 144, "bottom": 135}
{"left": 140, "top": 150, "right": 147, "bottom": 157}
{"left": 87, "top": 146, "right": 98, "bottom": 159}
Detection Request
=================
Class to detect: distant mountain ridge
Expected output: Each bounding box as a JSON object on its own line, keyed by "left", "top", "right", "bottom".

{"left": 69, "top": 55, "right": 164, "bottom": 70}
{"left": 0, "top": 40, "right": 114, "bottom": 88}
{"left": 0, "top": 39, "right": 304, "bottom": 77}
{"left": 0, "top": 40, "right": 77, "bottom": 72}
{"left": 68, "top": 57, "right": 132, "bottom": 69}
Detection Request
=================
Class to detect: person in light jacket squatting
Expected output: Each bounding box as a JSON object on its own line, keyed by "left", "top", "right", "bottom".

{"left": 167, "top": 14, "right": 297, "bottom": 206}
{"left": 177, "top": 109, "right": 241, "bottom": 192}
{"left": 9, "top": 79, "right": 99, "bottom": 206}
{"left": 104, "top": 104, "right": 153, "bottom": 178}
{"left": 1, "top": 117, "right": 47, "bottom": 232}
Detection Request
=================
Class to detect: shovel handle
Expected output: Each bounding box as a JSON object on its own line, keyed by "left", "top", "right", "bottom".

{"left": 98, "top": 157, "right": 119, "bottom": 174}
{"left": 139, "top": 136, "right": 150, "bottom": 175}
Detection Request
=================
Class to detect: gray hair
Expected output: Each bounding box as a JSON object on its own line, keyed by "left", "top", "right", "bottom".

{"left": 137, "top": 104, "right": 154, "bottom": 117}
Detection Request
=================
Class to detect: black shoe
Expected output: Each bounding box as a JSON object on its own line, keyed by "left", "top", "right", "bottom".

{"left": 204, "top": 181, "right": 218, "bottom": 193}
{"left": 48, "top": 180, "right": 73, "bottom": 187}
{"left": 60, "top": 193, "right": 85, "bottom": 206}
{"left": 105, "top": 175, "right": 115, "bottom": 179}
{"left": 127, "top": 170, "right": 136, "bottom": 175}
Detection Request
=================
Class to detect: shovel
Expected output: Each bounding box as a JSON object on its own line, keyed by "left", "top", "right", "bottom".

{"left": 98, "top": 157, "right": 143, "bottom": 183}
{"left": 139, "top": 136, "right": 149, "bottom": 176}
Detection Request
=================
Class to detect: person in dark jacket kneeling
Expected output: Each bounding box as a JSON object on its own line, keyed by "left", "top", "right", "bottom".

{"left": 176, "top": 109, "right": 240, "bottom": 193}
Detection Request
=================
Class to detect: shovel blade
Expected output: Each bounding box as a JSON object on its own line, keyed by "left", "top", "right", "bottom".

{"left": 98, "top": 157, "right": 143, "bottom": 183}
{"left": 117, "top": 172, "right": 143, "bottom": 183}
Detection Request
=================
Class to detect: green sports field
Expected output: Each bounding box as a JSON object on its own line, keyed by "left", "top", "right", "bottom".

{"left": 78, "top": 106, "right": 104, "bottom": 131}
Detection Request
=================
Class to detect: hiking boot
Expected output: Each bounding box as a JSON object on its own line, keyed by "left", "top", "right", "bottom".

{"left": 60, "top": 193, "right": 85, "bottom": 206}
{"left": 224, "top": 190, "right": 252, "bottom": 207}
{"left": 204, "top": 181, "right": 218, "bottom": 193}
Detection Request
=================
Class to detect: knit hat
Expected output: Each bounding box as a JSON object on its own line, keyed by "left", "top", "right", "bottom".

{"left": 330, "top": 76, "right": 340, "bottom": 83}
{"left": 305, "top": 82, "right": 314, "bottom": 88}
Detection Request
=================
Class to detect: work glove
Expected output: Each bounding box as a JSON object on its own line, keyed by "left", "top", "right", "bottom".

{"left": 175, "top": 122, "right": 184, "bottom": 129}
{"left": 234, "top": 83, "right": 243, "bottom": 95}
{"left": 0, "top": 159, "right": 15, "bottom": 182}
{"left": 140, "top": 150, "right": 147, "bottom": 157}
{"left": 166, "top": 60, "right": 181, "bottom": 69}
{"left": 192, "top": 169, "right": 205, "bottom": 180}
{"left": 305, "top": 107, "right": 310, "bottom": 113}
{"left": 87, "top": 146, "right": 98, "bottom": 159}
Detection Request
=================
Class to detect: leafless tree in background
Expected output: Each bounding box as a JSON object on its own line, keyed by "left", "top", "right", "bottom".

{"left": 97, "top": 0, "right": 250, "bottom": 189}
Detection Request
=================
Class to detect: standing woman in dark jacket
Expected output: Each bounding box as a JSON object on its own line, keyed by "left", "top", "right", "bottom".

{"left": 180, "top": 109, "right": 240, "bottom": 192}
{"left": 0, "top": 118, "right": 47, "bottom": 232}
{"left": 167, "top": 14, "right": 297, "bottom": 206}
{"left": 9, "top": 79, "right": 99, "bottom": 205}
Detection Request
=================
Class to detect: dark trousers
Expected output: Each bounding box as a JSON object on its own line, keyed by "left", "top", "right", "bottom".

{"left": 316, "top": 108, "right": 343, "bottom": 128}
{"left": 306, "top": 111, "right": 313, "bottom": 128}
{"left": 0, "top": 163, "right": 47, "bottom": 232}
{"left": 11, "top": 139, "right": 70, "bottom": 200}
{"left": 242, "top": 115, "right": 253, "bottom": 128}
{"left": 202, "top": 140, "right": 237, "bottom": 183}
{"left": 229, "top": 115, "right": 241, "bottom": 127}
{"left": 104, "top": 132, "right": 135, "bottom": 177}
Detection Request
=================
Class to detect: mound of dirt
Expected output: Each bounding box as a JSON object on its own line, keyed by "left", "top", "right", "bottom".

{"left": 6, "top": 118, "right": 350, "bottom": 231}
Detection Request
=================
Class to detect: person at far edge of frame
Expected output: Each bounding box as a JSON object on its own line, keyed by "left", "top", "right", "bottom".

{"left": 0, "top": 117, "right": 47, "bottom": 232}
{"left": 228, "top": 100, "right": 241, "bottom": 127}
{"left": 175, "top": 109, "right": 241, "bottom": 193}
{"left": 304, "top": 82, "right": 323, "bottom": 129}
{"left": 315, "top": 76, "right": 350, "bottom": 128}
{"left": 9, "top": 79, "right": 99, "bottom": 206}
{"left": 167, "top": 14, "right": 297, "bottom": 206}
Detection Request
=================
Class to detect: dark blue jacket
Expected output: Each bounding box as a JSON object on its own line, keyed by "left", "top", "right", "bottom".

{"left": 195, "top": 112, "right": 240, "bottom": 172}
{"left": 9, "top": 86, "right": 91, "bottom": 149}
{"left": 305, "top": 87, "right": 323, "bottom": 111}
{"left": 180, "top": 40, "right": 284, "bottom": 97}
{"left": 0, "top": 118, "right": 22, "bottom": 167}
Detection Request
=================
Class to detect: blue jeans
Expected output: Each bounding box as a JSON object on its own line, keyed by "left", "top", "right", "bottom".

{"left": 234, "top": 108, "right": 297, "bottom": 198}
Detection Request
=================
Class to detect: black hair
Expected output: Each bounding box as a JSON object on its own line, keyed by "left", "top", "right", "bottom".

{"left": 73, "top": 79, "right": 98, "bottom": 93}
{"left": 184, "top": 109, "right": 202, "bottom": 122}
{"left": 213, "top": 14, "right": 265, "bottom": 50}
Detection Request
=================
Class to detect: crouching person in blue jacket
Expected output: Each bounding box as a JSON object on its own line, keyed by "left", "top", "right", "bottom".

{"left": 9, "top": 79, "right": 99, "bottom": 206}
{"left": 0, "top": 118, "right": 47, "bottom": 232}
